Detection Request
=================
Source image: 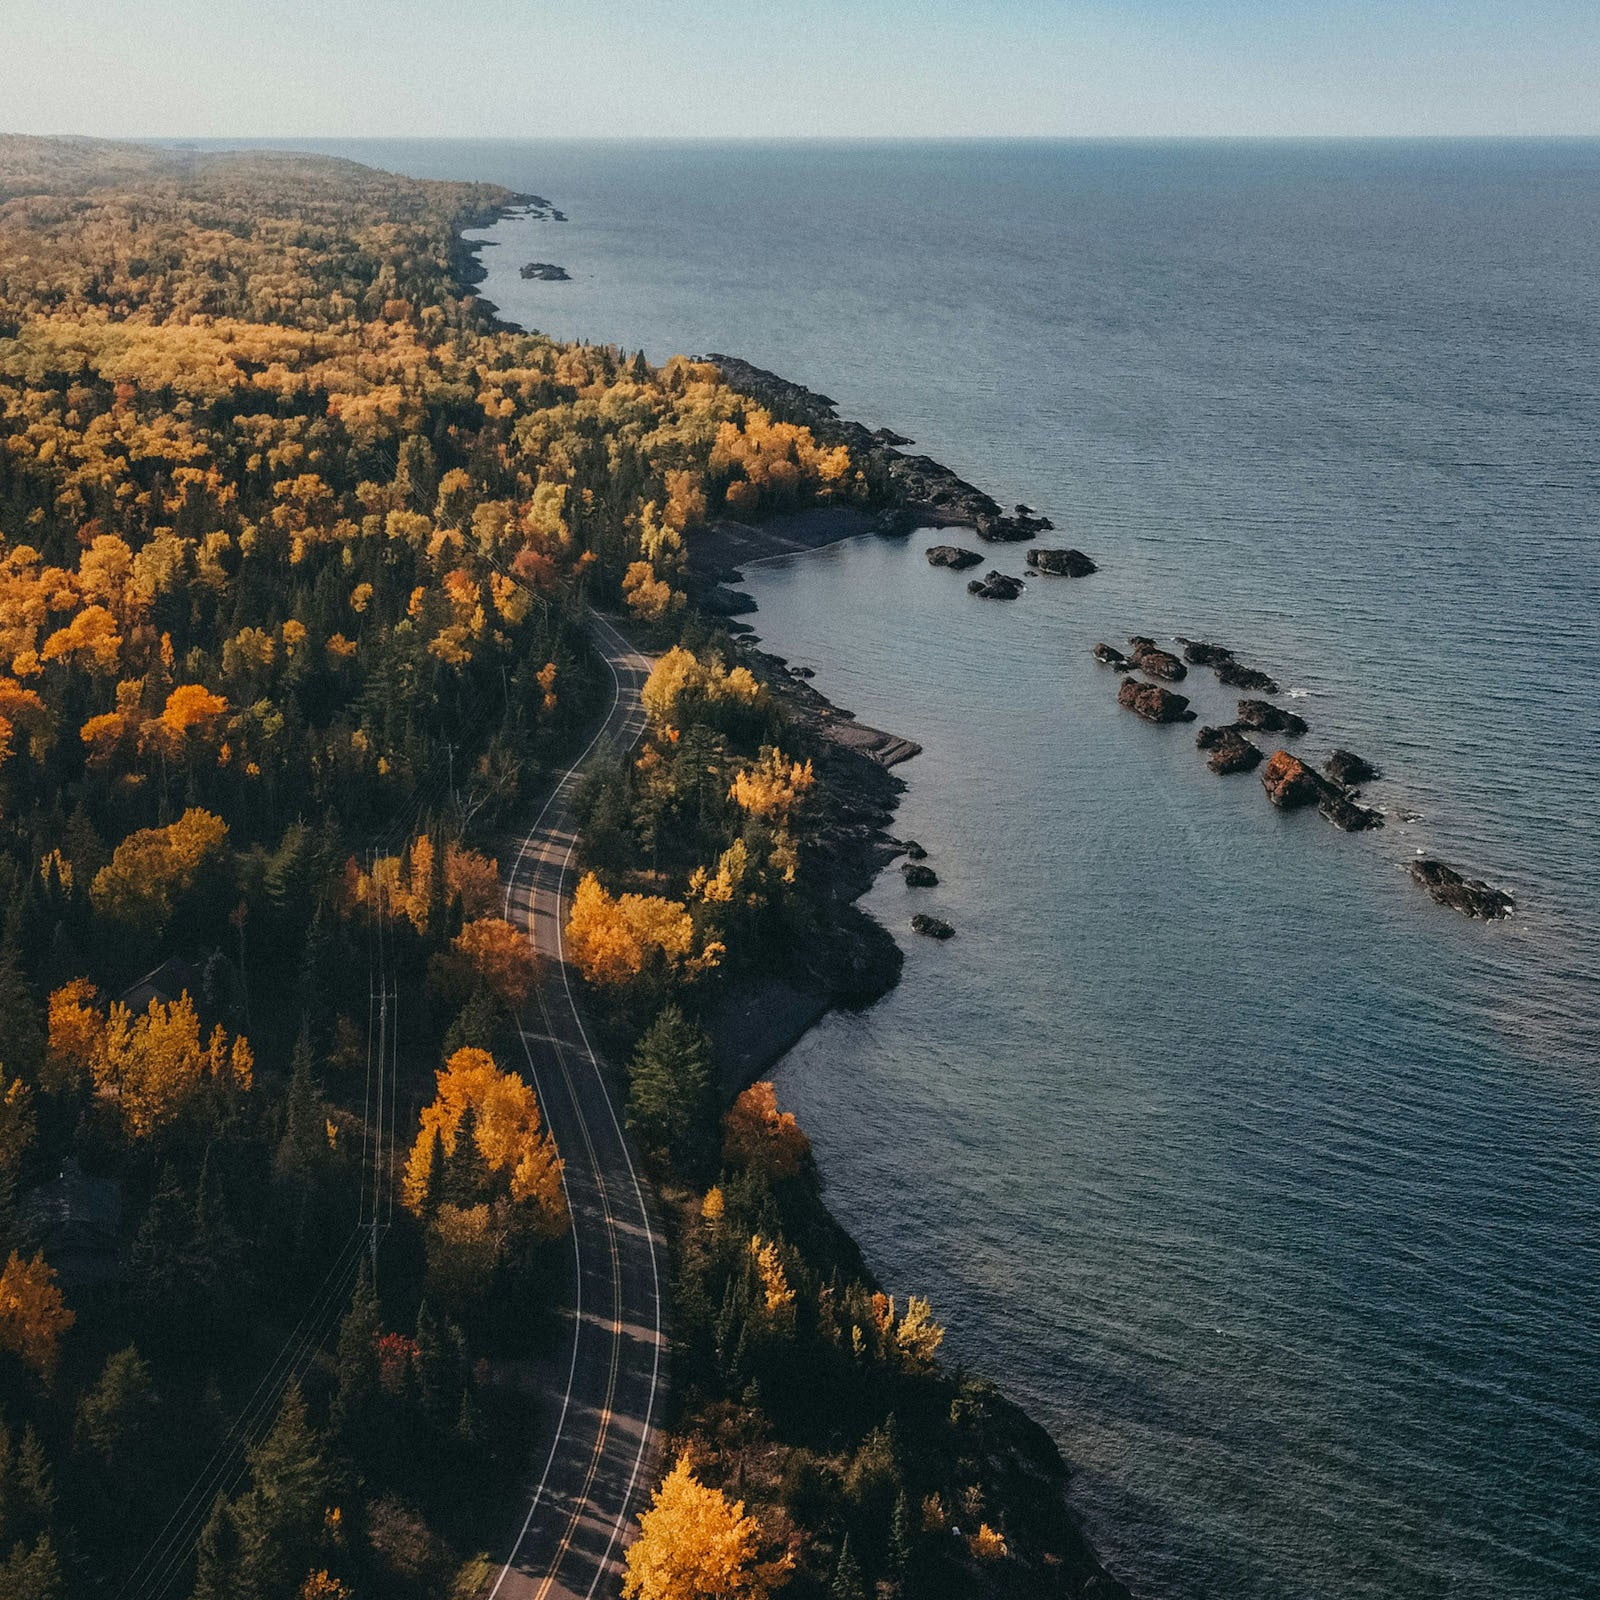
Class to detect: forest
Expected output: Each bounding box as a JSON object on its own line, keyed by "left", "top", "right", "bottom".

{"left": 0, "top": 134, "right": 1114, "bottom": 1600}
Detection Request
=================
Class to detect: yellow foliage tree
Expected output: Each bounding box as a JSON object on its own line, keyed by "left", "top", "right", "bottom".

{"left": 565, "top": 873, "right": 720, "bottom": 987}
{"left": 59, "top": 988, "right": 254, "bottom": 1138}
{"left": 0, "top": 1250, "right": 75, "bottom": 1380}
{"left": 640, "top": 647, "right": 761, "bottom": 729}
{"left": 90, "top": 808, "right": 228, "bottom": 931}
{"left": 402, "top": 1048, "right": 565, "bottom": 1231}
{"left": 728, "top": 747, "right": 815, "bottom": 822}
{"left": 623, "top": 1453, "right": 786, "bottom": 1600}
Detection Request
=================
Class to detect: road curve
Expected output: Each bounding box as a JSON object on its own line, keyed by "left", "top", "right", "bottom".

{"left": 491, "top": 612, "right": 666, "bottom": 1600}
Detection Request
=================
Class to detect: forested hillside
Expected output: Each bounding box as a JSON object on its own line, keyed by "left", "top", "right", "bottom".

{"left": 0, "top": 134, "right": 864, "bottom": 1598}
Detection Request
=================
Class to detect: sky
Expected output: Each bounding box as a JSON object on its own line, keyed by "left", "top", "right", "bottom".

{"left": 2, "top": 0, "right": 1598, "bottom": 140}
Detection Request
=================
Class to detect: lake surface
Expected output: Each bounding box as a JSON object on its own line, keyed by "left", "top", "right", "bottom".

{"left": 249, "top": 138, "right": 1599, "bottom": 1597}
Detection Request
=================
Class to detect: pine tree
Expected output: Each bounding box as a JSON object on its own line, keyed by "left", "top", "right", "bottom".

{"left": 0, "top": 1531, "right": 64, "bottom": 1600}
{"left": 0, "top": 914, "right": 43, "bottom": 1083}
{"left": 443, "top": 1103, "right": 489, "bottom": 1207}
{"left": 275, "top": 1025, "right": 323, "bottom": 1181}
{"left": 330, "top": 1268, "right": 382, "bottom": 1452}
{"left": 414, "top": 1301, "right": 454, "bottom": 1428}
{"left": 230, "top": 1381, "right": 329, "bottom": 1597}
{"left": 418, "top": 1126, "right": 446, "bottom": 1220}
{"left": 890, "top": 1488, "right": 915, "bottom": 1577}
{"left": 832, "top": 1534, "right": 865, "bottom": 1600}
{"left": 626, "top": 1005, "right": 713, "bottom": 1174}
{"left": 192, "top": 1492, "right": 241, "bottom": 1600}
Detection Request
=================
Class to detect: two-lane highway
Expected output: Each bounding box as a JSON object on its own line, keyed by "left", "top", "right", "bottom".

{"left": 490, "top": 613, "right": 666, "bottom": 1600}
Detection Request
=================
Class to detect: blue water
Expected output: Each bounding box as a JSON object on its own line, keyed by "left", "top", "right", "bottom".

{"left": 256, "top": 139, "right": 1599, "bottom": 1596}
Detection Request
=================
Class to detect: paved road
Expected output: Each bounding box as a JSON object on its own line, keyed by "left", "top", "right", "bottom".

{"left": 490, "top": 612, "right": 666, "bottom": 1600}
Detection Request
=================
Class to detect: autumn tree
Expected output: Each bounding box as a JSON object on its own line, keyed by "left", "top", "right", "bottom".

{"left": 723, "top": 1083, "right": 812, "bottom": 1184}
{"left": 0, "top": 1251, "right": 74, "bottom": 1379}
{"left": 623, "top": 1452, "right": 788, "bottom": 1600}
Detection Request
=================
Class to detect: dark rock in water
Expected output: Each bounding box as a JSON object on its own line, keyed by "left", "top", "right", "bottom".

{"left": 1409, "top": 858, "right": 1513, "bottom": 919}
{"left": 1260, "top": 749, "right": 1323, "bottom": 808}
{"left": 1093, "top": 643, "right": 1132, "bottom": 670}
{"left": 902, "top": 863, "right": 939, "bottom": 887}
{"left": 1216, "top": 658, "right": 1280, "bottom": 694}
{"left": 1128, "top": 638, "right": 1187, "bottom": 681}
{"left": 519, "top": 261, "right": 570, "bottom": 280}
{"left": 926, "top": 544, "right": 983, "bottom": 570}
{"left": 911, "top": 913, "right": 955, "bottom": 940}
{"left": 1203, "top": 727, "right": 1263, "bottom": 774}
{"left": 901, "top": 840, "right": 928, "bottom": 860}
{"left": 1180, "top": 638, "right": 1235, "bottom": 667}
{"left": 1325, "top": 748, "right": 1380, "bottom": 787}
{"left": 1319, "top": 789, "right": 1384, "bottom": 832}
{"left": 872, "top": 427, "right": 913, "bottom": 447}
{"left": 1235, "top": 699, "right": 1307, "bottom": 735}
{"left": 967, "top": 570, "right": 1024, "bottom": 600}
{"left": 1027, "top": 547, "right": 1097, "bottom": 578}
{"left": 701, "top": 585, "right": 757, "bottom": 617}
{"left": 788, "top": 665, "right": 815, "bottom": 680}
{"left": 1118, "top": 679, "right": 1196, "bottom": 724}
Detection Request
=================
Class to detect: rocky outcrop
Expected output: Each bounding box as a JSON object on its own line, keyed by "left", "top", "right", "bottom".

{"left": 1235, "top": 699, "right": 1307, "bottom": 735}
{"left": 703, "top": 354, "right": 1085, "bottom": 560}
{"left": 1198, "top": 726, "right": 1263, "bottom": 774}
{"left": 926, "top": 545, "right": 983, "bottom": 570}
{"left": 1260, "top": 749, "right": 1324, "bottom": 808}
{"left": 901, "top": 840, "right": 927, "bottom": 860}
{"left": 1026, "top": 547, "right": 1097, "bottom": 578}
{"left": 1093, "top": 643, "right": 1132, "bottom": 670}
{"left": 967, "top": 570, "right": 1024, "bottom": 600}
{"left": 1319, "top": 789, "right": 1384, "bottom": 832}
{"left": 1128, "top": 637, "right": 1187, "bottom": 682}
{"left": 1177, "top": 638, "right": 1280, "bottom": 692}
{"left": 901, "top": 863, "right": 939, "bottom": 887}
{"left": 519, "top": 261, "right": 570, "bottom": 280}
{"left": 1180, "top": 639, "right": 1233, "bottom": 667}
{"left": 1409, "top": 859, "right": 1513, "bottom": 919}
{"left": 1216, "top": 658, "right": 1280, "bottom": 694}
{"left": 911, "top": 913, "right": 955, "bottom": 940}
{"left": 1325, "top": 749, "right": 1380, "bottom": 788}
{"left": 1118, "top": 679, "right": 1196, "bottom": 724}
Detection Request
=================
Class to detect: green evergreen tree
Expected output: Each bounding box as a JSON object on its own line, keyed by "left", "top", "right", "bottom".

{"left": 0, "top": 1531, "right": 64, "bottom": 1600}
{"left": 330, "top": 1268, "right": 382, "bottom": 1452}
{"left": 418, "top": 1126, "right": 447, "bottom": 1220}
{"left": 832, "top": 1534, "right": 866, "bottom": 1600}
{"left": 0, "top": 914, "right": 43, "bottom": 1084}
{"left": 275, "top": 1025, "right": 323, "bottom": 1182}
{"left": 228, "top": 1381, "right": 328, "bottom": 1598}
{"left": 191, "top": 1492, "right": 241, "bottom": 1600}
{"left": 626, "top": 1005, "right": 713, "bottom": 1174}
{"left": 443, "top": 1103, "right": 489, "bottom": 1207}
{"left": 74, "top": 1345, "right": 157, "bottom": 1472}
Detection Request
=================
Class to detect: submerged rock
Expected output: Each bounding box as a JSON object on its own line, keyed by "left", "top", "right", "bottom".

{"left": 1260, "top": 749, "right": 1323, "bottom": 808}
{"left": 1026, "top": 547, "right": 1097, "bottom": 578}
{"left": 1128, "top": 638, "right": 1187, "bottom": 681}
{"left": 926, "top": 544, "right": 983, "bottom": 570}
{"left": 1201, "top": 726, "right": 1263, "bottom": 774}
{"left": 519, "top": 261, "right": 570, "bottom": 280}
{"left": 1093, "top": 643, "right": 1132, "bottom": 670}
{"left": 911, "top": 913, "right": 955, "bottom": 940}
{"left": 901, "top": 863, "right": 939, "bottom": 887}
{"left": 967, "top": 570, "right": 1025, "bottom": 600}
{"left": 1235, "top": 699, "right": 1307, "bottom": 735}
{"left": 1325, "top": 748, "right": 1380, "bottom": 788}
{"left": 1117, "top": 679, "right": 1196, "bottom": 724}
{"left": 1409, "top": 858, "right": 1513, "bottom": 919}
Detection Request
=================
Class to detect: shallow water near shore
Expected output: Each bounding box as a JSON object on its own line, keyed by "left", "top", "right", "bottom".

{"left": 238, "top": 137, "right": 1598, "bottom": 1596}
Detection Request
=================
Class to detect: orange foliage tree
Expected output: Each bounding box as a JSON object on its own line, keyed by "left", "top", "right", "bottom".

{"left": 722, "top": 1083, "right": 811, "bottom": 1183}
{"left": 0, "top": 1251, "right": 75, "bottom": 1380}
{"left": 90, "top": 808, "right": 228, "bottom": 932}
{"left": 431, "top": 917, "right": 538, "bottom": 1009}
{"left": 565, "top": 873, "right": 720, "bottom": 988}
